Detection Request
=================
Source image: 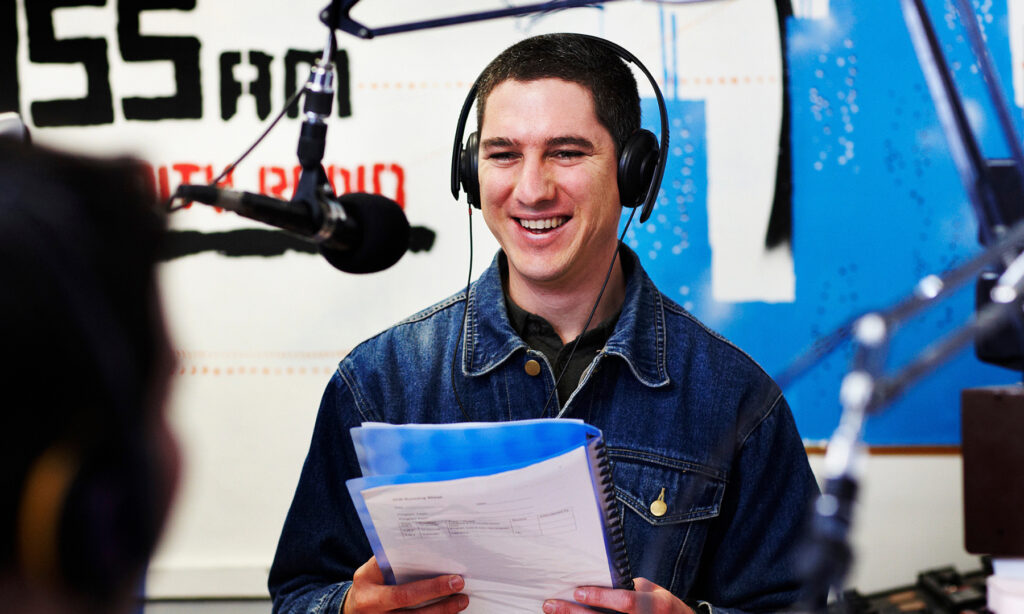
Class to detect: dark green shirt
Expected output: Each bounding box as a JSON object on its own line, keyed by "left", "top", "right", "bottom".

{"left": 500, "top": 257, "right": 621, "bottom": 411}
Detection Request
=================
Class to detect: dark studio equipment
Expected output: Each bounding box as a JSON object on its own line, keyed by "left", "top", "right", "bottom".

{"left": 960, "top": 386, "right": 1024, "bottom": 557}
{"left": 790, "top": 0, "right": 1024, "bottom": 610}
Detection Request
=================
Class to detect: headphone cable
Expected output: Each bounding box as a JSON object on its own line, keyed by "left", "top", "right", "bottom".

{"left": 543, "top": 207, "right": 638, "bottom": 418}
{"left": 450, "top": 205, "right": 475, "bottom": 422}
{"left": 450, "top": 205, "right": 638, "bottom": 421}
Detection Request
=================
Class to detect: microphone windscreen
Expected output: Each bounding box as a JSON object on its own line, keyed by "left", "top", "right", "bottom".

{"left": 320, "top": 193, "right": 410, "bottom": 274}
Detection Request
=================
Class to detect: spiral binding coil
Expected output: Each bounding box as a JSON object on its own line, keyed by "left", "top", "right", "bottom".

{"left": 592, "top": 441, "right": 634, "bottom": 590}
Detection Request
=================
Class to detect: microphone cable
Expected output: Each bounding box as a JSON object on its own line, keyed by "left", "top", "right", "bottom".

{"left": 167, "top": 30, "right": 336, "bottom": 213}
{"left": 166, "top": 84, "right": 307, "bottom": 213}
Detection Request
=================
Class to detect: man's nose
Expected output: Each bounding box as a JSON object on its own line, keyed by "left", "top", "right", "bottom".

{"left": 513, "top": 156, "right": 555, "bottom": 205}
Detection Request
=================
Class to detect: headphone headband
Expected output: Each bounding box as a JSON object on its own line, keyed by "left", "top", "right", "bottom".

{"left": 451, "top": 33, "right": 669, "bottom": 223}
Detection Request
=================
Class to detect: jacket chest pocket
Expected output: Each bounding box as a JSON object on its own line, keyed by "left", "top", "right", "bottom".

{"left": 609, "top": 454, "right": 726, "bottom": 594}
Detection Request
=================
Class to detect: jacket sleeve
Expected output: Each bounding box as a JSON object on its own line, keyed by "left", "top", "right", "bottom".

{"left": 689, "top": 393, "right": 820, "bottom": 613}
{"left": 268, "top": 370, "right": 373, "bottom": 614}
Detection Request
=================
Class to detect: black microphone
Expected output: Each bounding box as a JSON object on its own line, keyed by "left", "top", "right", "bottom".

{"left": 176, "top": 184, "right": 410, "bottom": 273}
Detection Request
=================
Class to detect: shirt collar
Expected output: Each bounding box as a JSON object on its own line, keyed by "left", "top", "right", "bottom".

{"left": 462, "top": 244, "right": 670, "bottom": 388}
{"left": 500, "top": 257, "right": 620, "bottom": 351}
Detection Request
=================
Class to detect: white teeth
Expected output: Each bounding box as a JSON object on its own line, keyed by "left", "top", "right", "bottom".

{"left": 518, "top": 217, "right": 567, "bottom": 230}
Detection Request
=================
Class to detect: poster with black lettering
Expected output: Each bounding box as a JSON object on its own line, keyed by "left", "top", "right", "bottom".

{"left": 7, "top": 0, "right": 1023, "bottom": 598}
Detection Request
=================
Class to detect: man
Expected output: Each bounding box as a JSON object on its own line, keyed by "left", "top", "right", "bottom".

{"left": 0, "top": 140, "right": 180, "bottom": 614}
{"left": 270, "top": 34, "right": 818, "bottom": 614}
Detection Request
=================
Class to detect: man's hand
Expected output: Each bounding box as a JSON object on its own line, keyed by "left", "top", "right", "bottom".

{"left": 342, "top": 557, "right": 469, "bottom": 613}
{"left": 542, "top": 577, "right": 696, "bottom": 614}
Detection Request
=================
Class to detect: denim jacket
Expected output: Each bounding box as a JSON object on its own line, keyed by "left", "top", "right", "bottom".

{"left": 269, "top": 246, "right": 819, "bottom": 614}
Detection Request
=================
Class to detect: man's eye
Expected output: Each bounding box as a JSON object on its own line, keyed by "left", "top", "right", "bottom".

{"left": 487, "top": 152, "right": 517, "bottom": 161}
{"left": 553, "top": 150, "right": 584, "bottom": 159}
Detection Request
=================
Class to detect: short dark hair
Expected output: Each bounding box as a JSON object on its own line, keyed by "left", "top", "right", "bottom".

{"left": 0, "top": 140, "right": 166, "bottom": 582}
{"left": 475, "top": 33, "right": 642, "bottom": 154}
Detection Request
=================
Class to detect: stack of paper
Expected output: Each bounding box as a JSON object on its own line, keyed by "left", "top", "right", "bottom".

{"left": 346, "top": 419, "right": 630, "bottom": 613}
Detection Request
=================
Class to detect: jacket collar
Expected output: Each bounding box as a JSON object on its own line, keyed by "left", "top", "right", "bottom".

{"left": 462, "top": 244, "right": 670, "bottom": 388}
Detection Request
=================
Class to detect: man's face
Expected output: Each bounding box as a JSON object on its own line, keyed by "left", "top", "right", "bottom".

{"left": 478, "top": 78, "right": 622, "bottom": 296}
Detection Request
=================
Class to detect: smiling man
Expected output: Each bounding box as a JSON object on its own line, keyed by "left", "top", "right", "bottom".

{"left": 270, "top": 34, "right": 818, "bottom": 614}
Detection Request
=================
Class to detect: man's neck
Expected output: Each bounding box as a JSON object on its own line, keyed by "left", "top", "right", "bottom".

{"left": 506, "top": 250, "right": 626, "bottom": 344}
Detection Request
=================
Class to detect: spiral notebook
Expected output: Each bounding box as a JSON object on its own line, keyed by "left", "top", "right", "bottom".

{"left": 346, "top": 419, "right": 631, "bottom": 614}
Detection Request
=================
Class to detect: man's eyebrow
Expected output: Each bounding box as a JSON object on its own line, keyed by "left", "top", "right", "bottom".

{"left": 481, "top": 137, "right": 516, "bottom": 149}
{"left": 480, "top": 136, "right": 596, "bottom": 150}
{"left": 547, "top": 136, "right": 595, "bottom": 150}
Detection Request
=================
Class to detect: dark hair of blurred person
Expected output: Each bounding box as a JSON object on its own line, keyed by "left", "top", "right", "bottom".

{"left": 0, "top": 138, "right": 179, "bottom": 614}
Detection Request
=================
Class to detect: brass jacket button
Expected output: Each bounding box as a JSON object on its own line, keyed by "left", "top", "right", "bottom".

{"left": 650, "top": 488, "right": 668, "bottom": 517}
{"left": 524, "top": 359, "right": 541, "bottom": 376}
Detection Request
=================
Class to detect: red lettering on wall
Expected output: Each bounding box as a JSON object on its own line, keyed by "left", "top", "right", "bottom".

{"left": 139, "top": 163, "right": 173, "bottom": 202}
{"left": 330, "top": 164, "right": 405, "bottom": 207}
{"left": 142, "top": 160, "right": 407, "bottom": 212}
{"left": 143, "top": 162, "right": 236, "bottom": 206}
{"left": 204, "top": 164, "right": 235, "bottom": 188}
{"left": 373, "top": 163, "right": 405, "bottom": 208}
{"left": 355, "top": 165, "right": 366, "bottom": 192}
{"left": 337, "top": 167, "right": 351, "bottom": 194}
{"left": 158, "top": 165, "right": 170, "bottom": 201}
{"left": 259, "top": 166, "right": 289, "bottom": 197}
{"left": 172, "top": 163, "right": 202, "bottom": 185}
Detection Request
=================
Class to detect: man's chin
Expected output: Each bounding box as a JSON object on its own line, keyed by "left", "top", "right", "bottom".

{"left": 506, "top": 259, "right": 572, "bottom": 290}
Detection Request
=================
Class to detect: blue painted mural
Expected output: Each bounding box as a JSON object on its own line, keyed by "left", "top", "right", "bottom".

{"left": 626, "top": 0, "right": 1022, "bottom": 445}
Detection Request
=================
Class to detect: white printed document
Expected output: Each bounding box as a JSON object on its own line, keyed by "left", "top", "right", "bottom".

{"left": 346, "top": 420, "right": 631, "bottom": 614}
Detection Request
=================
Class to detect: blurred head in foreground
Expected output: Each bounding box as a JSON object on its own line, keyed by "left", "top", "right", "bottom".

{"left": 0, "top": 139, "right": 179, "bottom": 614}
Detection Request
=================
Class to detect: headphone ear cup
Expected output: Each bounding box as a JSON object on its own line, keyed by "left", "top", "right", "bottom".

{"left": 57, "top": 447, "right": 157, "bottom": 600}
{"left": 17, "top": 440, "right": 159, "bottom": 601}
{"left": 17, "top": 445, "right": 79, "bottom": 588}
{"left": 460, "top": 131, "right": 481, "bottom": 209}
{"left": 617, "top": 129, "right": 660, "bottom": 208}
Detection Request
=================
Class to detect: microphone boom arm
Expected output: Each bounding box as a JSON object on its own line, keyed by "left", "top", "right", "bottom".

{"left": 321, "top": 0, "right": 721, "bottom": 39}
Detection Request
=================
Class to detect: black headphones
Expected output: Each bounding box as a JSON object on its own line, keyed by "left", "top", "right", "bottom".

{"left": 450, "top": 34, "right": 670, "bottom": 224}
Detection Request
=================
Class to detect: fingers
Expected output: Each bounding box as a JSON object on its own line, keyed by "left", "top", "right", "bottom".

{"left": 346, "top": 556, "right": 467, "bottom": 613}
{"left": 633, "top": 577, "right": 660, "bottom": 593}
{"left": 352, "top": 556, "right": 385, "bottom": 584}
{"left": 572, "top": 586, "right": 646, "bottom": 612}
{"left": 383, "top": 574, "right": 466, "bottom": 610}
{"left": 413, "top": 593, "right": 470, "bottom": 614}
{"left": 631, "top": 577, "right": 694, "bottom": 614}
{"left": 543, "top": 587, "right": 639, "bottom": 614}
{"left": 542, "top": 598, "right": 596, "bottom": 614}
{"left": 544, "top": 579, "right": 692, "bottom": 614}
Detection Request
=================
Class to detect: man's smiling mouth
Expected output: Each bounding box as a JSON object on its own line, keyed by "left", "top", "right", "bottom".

{"left": 516, "top": 216, "right": 569, "bottom": 232}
